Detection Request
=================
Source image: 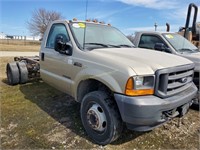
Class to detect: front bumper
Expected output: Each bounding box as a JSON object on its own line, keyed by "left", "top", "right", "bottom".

{"left": 114, "top": 83, "right": 197, "bottom": 131}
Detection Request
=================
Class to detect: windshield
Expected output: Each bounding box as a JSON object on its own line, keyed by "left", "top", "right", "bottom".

{"left": 162, "top": 33, "right": 198, "bottom": 53}
{"left": 70, "top": 22, "right": 134, "bottom": 50}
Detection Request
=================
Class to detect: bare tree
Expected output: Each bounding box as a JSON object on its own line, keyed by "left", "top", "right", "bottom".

{"left": 27, "top": 8, "right": 63, "bottom": 36}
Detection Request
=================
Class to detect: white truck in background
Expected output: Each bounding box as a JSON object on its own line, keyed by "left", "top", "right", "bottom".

{"left": 133, "top": 31, "right": 200, "bottom": 105}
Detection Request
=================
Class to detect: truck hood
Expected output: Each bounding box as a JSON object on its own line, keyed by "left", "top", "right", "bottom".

{"left": 180, "top": 52, "right": 200, "bottom": 71}
{"left": 91, "top": 48, "right": 193, "bottom": 75}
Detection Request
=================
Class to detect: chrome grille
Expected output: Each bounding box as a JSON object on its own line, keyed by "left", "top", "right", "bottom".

{"left": 155, "top": 64, "right": 195, "bottom": 98}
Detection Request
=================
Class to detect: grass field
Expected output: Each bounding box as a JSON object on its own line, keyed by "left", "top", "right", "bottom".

{"left": 0, "top": 57, "right": 200, "bottom": 149}
{"left": 0, "top": 39, "right": 40, "bottom": 52}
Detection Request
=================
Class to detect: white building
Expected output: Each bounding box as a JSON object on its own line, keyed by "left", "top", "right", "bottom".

{"left": 0, "top": 32, "right": 40, "bottom": 41}
{"left": 26, "top": 36, "right": 40, "bottom": 41}
{"left": 0, "top": 32, "right": 6, "bottom": 39}
{"left": 12, "top": 35, "right": 40, "bottom": 41}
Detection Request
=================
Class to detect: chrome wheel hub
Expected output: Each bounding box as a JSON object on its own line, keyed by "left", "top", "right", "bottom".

{"left": 87, "top": 104, "right": 107, "bottom": 132}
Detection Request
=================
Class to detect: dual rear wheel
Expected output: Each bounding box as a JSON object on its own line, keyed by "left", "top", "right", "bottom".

{"left": 6, "top": 62, "right": 28, "bottom": 85}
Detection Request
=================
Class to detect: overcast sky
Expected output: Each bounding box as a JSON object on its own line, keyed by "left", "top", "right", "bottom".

{"left": 0, "top": 0, "right": 200, "bottom": 36}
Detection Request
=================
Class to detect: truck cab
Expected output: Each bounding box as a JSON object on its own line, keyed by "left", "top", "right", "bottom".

{"left": 37, "top": 20, "right": 198, "bottom": 145}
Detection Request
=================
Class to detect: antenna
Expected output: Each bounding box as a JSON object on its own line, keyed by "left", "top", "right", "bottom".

{"left": 83, "top": 0, "right": 88, "bottom": 50}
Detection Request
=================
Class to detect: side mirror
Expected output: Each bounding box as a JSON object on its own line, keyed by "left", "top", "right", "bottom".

{"left": 54, "top": 35, "right": 72, "bottom": 56}
{"left": 154, "top": 43, "right": 171, "bottom": 53}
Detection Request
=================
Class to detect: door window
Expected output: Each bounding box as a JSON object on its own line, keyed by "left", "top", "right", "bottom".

{"left": 46, "top": 24, "right": 70, "bottom": 49}
{"left": 138, "top": 34, "right": 166, "bottom": 50}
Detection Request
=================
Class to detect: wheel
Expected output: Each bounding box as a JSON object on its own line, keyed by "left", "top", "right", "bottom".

{"left": 6, "top": 62, "right": 20, "bottom": 85}
{"left": 17, "top": 62, "right": 28, "bottom": 84}
{"left": 80, "top": 91, "right": 123, "bottom": 145}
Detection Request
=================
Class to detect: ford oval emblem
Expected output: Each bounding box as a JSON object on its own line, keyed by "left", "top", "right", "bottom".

{"left": 180, "top": 77, "right": 187, "bottom": 83}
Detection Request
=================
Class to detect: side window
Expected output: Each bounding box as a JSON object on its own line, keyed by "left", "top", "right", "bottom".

{"left": 138, "top": 35, "right": 165, "bottom": 50}
{"left": 46, "top": 24, "right": 70, "bottom": 49}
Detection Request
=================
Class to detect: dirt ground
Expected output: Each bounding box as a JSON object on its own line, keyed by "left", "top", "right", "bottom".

{"left": 0, "top": 57, "right": 200, "bottom": 149}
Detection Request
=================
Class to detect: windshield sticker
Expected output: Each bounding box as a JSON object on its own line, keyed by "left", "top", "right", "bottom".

{"left": 78, "top": 23, "right": 86, "bottom": 28}
{"left": 72, "top": 23, "right": 80, "bottom": 28}
{"left": 165, "top": 34, "right": 174, "bottom": 39}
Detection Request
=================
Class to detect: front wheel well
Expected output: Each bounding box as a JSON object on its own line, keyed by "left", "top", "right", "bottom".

{"left": 77, "top": 79, "right": 112, "bottom": 103}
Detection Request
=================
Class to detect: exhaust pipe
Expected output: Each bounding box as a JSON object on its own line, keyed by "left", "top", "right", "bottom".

{"left": 166, "top": 23, "right": 170, "bottom": 32}
{"left": 184, "top": 3, "right": 198, "bottom": 37}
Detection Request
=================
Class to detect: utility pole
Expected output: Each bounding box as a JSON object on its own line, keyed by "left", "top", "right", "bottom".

{"left": 154, "top": 22, "right": 158, "bottom": 31}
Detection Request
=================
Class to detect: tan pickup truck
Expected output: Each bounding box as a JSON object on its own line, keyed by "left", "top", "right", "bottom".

{"left": 6, "top": 19, "right": 198, "bottom": 145}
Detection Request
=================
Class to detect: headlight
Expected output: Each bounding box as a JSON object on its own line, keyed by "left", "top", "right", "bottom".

{"left": 125, "top": 75, "right": 155, "bottom": 96}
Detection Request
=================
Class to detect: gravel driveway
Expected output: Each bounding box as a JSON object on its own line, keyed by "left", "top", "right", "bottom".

{"left": 0, "top": 51, "right": 39, "bottom": 57}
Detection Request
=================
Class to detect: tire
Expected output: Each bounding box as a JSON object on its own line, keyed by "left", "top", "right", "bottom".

{"left": 17, "top": 62, "right": 28, "bottom": 84}
{"left": 6, "top": 62, "right": 20, "bottom": 85}
{"left": 80, "top": 91, "right": 123, "bottom": 145}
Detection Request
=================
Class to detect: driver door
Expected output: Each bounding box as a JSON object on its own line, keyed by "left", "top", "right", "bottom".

{"left": 40, "top": 23, "right": 73, "bottom": 94}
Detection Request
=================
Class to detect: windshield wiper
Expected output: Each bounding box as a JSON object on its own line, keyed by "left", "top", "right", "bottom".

{"left": 192, "top": 49, "right": 199, "bottom": 52}
{"left": 84, "top": 43, "right": 135, "bottom": 49}
{"left": 107, "top": 44, "right": 121, "bottom": 48}
{"left": 84, "top": 43, "right": 121, "bottom": 48}
{"left": 84, "top": 43, "right": 109, "bottom": 47}
{"left": 177, "top": 48, "right": 199, "bottom": 53}
{"left": 117, "top": 44, "right": 134, "bottom": 48}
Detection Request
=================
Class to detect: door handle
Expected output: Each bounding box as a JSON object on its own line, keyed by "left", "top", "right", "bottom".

{"left": 41, "top": 52, "right": 45, "bottom": 61}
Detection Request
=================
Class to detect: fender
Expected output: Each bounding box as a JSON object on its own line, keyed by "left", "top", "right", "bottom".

{"left": 71, "top": 68, "right": 128, "bottom": 99}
